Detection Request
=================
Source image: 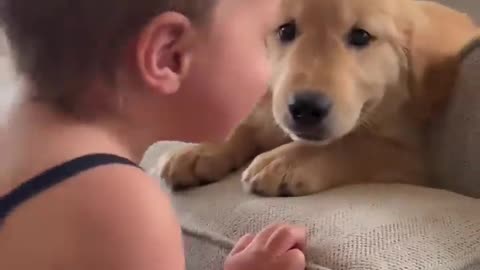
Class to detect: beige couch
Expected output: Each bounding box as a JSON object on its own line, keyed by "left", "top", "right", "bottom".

{"left": 141, "top": 1, "right": 480, "bottom": 269}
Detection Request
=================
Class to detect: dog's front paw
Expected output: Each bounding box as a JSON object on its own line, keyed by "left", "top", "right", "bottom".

{"left": 241, "top": 148, "right": 320, "bottom": 197}
{"left": 160, "top": 144, "right": 235, "bottom": 190}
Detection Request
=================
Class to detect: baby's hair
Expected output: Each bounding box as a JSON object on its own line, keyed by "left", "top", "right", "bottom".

{"left": 0, "top": 0, "right": 215, "bottom": 115}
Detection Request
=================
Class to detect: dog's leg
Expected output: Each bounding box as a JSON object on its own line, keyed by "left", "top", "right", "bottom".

{"left": 242, "top": 134, "right": 427, "bottom": 197}
{"left": 161, "top": 92, "right": 290, "bottom": 190}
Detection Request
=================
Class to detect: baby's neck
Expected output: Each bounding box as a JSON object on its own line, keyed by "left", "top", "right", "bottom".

{"left": 1, "top": 101, "right": 153, "bottom": 192}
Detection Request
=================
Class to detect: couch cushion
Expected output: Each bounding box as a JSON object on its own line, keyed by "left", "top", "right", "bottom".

{"left": 144, "top": 142, "right": 480, "bottom": 270}
{"left": 434, "top": 0, "right": 480, "bottom": 20}
{"left": 429, "top": 39, "right": 480, "bottom": 197}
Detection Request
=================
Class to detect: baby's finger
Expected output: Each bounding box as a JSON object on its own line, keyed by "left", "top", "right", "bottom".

{"left": 229, "top": 233, "right": 255, "bottom": 255}
{"left": 250, "top": 223, "right": 284, "bottom": 247}
{"left": 278, "top": 248, "right": 306, "bottom": 270}
{"left": 266, "top": 226, "right": 306, "bottom": 254}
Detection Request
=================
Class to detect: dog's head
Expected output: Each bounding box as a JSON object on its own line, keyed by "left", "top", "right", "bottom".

{"left": 268, "top": 0, "right": 477, "bottom": 143}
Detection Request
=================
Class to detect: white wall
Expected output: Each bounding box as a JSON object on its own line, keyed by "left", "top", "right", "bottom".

{"left": 0, "top": 34, "right": 18, "bottom": 125}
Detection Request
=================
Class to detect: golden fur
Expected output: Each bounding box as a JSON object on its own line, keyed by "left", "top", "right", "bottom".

{"left": 161, "top": 0, "right": 478, "bottom": 197}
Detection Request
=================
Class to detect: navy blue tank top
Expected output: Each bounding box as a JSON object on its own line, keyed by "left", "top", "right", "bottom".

{"left": 0, "top": 154, "right": 140, "bottom": 222}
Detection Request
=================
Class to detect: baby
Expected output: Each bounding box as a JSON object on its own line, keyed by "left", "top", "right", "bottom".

{"left": 0, "top": 0, "right": 307, "bottom": 270}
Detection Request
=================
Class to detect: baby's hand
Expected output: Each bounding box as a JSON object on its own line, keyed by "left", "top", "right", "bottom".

{"left": 224, "top": 224, "right": 307, "bottom": 270}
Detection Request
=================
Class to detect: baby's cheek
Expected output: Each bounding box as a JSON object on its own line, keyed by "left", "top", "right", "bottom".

{"left": 215, "top": 56, "right": 269, "bottom": 134}
{"left": 246, "top": 50, "right": 271, "bottom": 95}
{"left": 201, "top": 42, "right": 271, "bottom": 140}
{"left": 238, "top": 62, "right": 269, "bottom": 116}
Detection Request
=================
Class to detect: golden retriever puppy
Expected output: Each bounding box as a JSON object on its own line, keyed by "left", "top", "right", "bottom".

{"left": 160, "top": 0, "right": 478, "bottom": 197}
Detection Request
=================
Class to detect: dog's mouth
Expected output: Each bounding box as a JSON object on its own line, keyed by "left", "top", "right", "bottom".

{"left": 281, "top": 119, "right": 334, "bottom": 144}
{"left": 288, "top": 127, "right": 329, "bottom": 142}
{"left": 293, "top": 131, "right": 326, "bottom": 141}
{"left": 276, "top": 91, "right": 369, "bottom": 144}
{"left": 279, "top": 91, "right": 336, "bottom": 143}
{"left": 281, "top": 106, "right": 364, "bottom": 144}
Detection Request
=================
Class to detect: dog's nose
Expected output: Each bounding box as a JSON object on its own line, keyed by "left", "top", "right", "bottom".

{"left": 288, "top": 91, "right": 332, "bottom": 127}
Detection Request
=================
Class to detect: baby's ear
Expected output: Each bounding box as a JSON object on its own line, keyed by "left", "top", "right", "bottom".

{"left": 407, "top": 1, "right": 478, "bottom": 122}
{"left": 136, "top": 12, "right": 194, "bottom": 95}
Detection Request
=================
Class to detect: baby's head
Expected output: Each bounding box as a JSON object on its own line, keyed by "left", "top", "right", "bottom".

{"left": 2, "top": 0, "right": 280, "bottom": 142}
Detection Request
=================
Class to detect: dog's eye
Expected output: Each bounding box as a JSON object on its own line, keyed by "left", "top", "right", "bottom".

{"left": 277, "top": 21, "right": 298, "bottom": 43}
{"left": 347, "top": 28, "right": 375, "bottom": 48}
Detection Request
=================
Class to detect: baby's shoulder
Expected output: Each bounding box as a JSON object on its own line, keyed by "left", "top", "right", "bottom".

{"left": 49, "top": 165, "right": 183, "bottom": 269}
{"left": 66, "top": 164, "right": 175, "bottom": 230}
{"left": 2, "top": 163, "right": 183, "bottom": 270}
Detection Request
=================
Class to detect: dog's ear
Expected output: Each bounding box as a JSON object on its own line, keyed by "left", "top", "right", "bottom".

{"left": 407, "top": 1, "right": 478, "bottom": 122}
